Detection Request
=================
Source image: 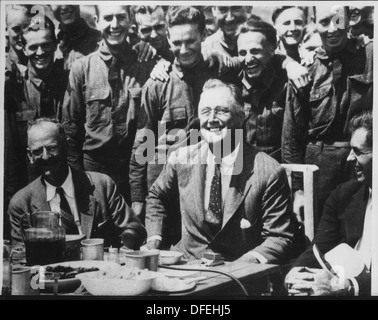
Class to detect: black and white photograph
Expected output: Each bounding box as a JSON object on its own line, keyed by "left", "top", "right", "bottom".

{"left": 0, "top": 1, "right": 377, "bottom": 302}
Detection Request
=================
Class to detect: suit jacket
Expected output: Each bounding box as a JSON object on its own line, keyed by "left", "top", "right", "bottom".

{"left": 292, "top": 180, "right": 371, "bottom": 295}
{"left": 9, "top": 167, "right": 144, "bottom": 248}
{"left": 146, "top": 141, "right": 297, "bottom": 263}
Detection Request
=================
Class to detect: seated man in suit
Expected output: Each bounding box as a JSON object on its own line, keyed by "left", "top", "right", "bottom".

{"left": 285, "top": 110, "right": 373, "bottom": 296}
{"left": 145, "top": 79, "right": 298, "bottom": 264}
{"left": 9, "top": 118, "right": 146, "bottom": 249}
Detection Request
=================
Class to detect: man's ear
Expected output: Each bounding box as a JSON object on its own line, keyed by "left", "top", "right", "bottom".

{"left": 27, "top": 148, "right": 34, "bottom": 164}
{"left": 93, "top": 15, "right": 99, "bottom": 28}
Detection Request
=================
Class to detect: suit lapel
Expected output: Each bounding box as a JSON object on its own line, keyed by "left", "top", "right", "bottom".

{"left": 71, "top": 168, "right": 96, "bottom": 239}
{"left": 192, "top": 142, "right": 207, "bottom": 220}
{"left": 222, "top": 143, "right": 256, "bottom": 228}
{"left": 344, "top": 184, "right": 369, "bottom": 245}
{"left": 31, "top": 178, "right": 51, "bottom": 212}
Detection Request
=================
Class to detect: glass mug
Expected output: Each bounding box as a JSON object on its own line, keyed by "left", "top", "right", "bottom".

{"left": 21, "top": 211, "right": 66, "bottom": 266}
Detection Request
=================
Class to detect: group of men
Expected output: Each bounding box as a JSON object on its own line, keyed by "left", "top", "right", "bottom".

{"left": 3, "top": 4, "right": 374, "bottom": 296}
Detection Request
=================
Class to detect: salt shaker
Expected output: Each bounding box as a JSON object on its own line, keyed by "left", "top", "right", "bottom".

{"left": 108, "top": 247, "right": 119, "bottom": 264}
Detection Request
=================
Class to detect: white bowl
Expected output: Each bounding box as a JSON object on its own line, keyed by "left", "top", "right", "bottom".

{"left": 159, "top": 250, "right": 183, "bottom": 265}
{"left": 75, "top": 269, "right": 157, "bottom": 296}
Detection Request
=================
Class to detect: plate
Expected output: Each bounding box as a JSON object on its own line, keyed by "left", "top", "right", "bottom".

{"left": 151, "top": 275, "right": 196, "bottom": 293}
{"left": 159, "top": 250, "right": 183, "bottom": 265}
{"left": 157, "top": 268, "right": 200, "bottom": 279}
{"left": 33, "top": 260, "right": 119, "bottom": 293}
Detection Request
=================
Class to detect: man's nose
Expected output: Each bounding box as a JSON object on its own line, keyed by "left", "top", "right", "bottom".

{"left": 180, "top": 43, "right": 188, "bottom": 54}
{"left": 347, "top": 149, "right": 356, "bottom": 162}
{"left": 36, "top": 45, "right": 44, "bottom": 55}
{"left": 208, "top": 109, "right": 217, "bottom": 122}
{"left": 225, "top": 10, "right": 234, "bottom": 21}
{"left": 328, "top": 19, "right": 339, "bottom": 33}
{"left": 151, "top": 28, "right": 157, "bottom": 38}
{"left": 245, "top": 52, "right": 253, "bottom": 63}
{"left": 288, "top": 20, "right": 296, "bottom": 30}
{"left": 110, "top": 16, "right": 118, "bottom": 29}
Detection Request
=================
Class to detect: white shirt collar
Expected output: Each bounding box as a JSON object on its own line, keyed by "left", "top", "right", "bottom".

{"left": 207, "top": 143, "right": 240, "bottom": 169}
{"left": 45, "top": 167, "right": 75, "bottom": 201}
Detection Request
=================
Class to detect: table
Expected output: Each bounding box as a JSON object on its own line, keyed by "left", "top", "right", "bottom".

{"left": 149, "top": 261, "right": 282, "bottom": 297}
{"left": 9, "top": 251, "right": 283, "bottom": 297}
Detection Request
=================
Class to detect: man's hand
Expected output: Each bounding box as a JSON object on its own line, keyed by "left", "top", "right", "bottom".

{"left": 150, "top": 60, "right": 171, "bottom": 82}
{"left": 285, "top": 266, "right": 350, "bottom": 296}
{"left": 286, "top": 60, "right": 311, "bottom": 90}
{"left": 132, "top": 40, "right": 157, "bottom": 62}
{"left": 132, "top": 201, "right": 145, "bottom": 219}
{"left": 146, "top": 239, "right": 161, "bottom": 250}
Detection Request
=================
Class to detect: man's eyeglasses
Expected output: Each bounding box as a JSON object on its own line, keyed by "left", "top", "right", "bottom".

{"left": 200, "top": 107, "right": 230, "bottom": 118}
{"left": 29, "top": 145, "right": 60, "bottom": 158}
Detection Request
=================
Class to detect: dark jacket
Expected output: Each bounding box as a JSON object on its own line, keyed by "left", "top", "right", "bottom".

{"left": 282, "top": 39, "right": 373, "bottom": 164}
{"left": 292, "top": 180, "right": 371, "bottom": 296}
{"left": 9, "top": 167, "right": 145, "bottom": 248}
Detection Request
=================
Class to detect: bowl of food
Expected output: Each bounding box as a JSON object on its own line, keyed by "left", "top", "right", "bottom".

{"left": 75, "top": 266, "right": 157, "bottom": 296}
{"left": 35, "top": 260, "right": 118, "bottom": 293}
{"left": 159, "top": 250, "right": 183, "bottom": 265}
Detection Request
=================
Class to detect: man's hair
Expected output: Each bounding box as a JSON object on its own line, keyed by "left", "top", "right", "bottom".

{"left": 131, "top": 5, "right": 165, "bottom": 15}
{"left": 238, "top": 18, "right": 278, "bottom": 47}
{"left": 21, "top": 15, "right": 57, "bottom": 46}
{"left": 27, "top": 118, "right": 67, "bottom": 145}
{"left": 349, "top": 111, "right": 373, "bottom": 149}
{"left": 94, "top": 5, "right": 131, "bottom": 20}
{"left": 166, "top": 6, "right": 205, "bottom": 34}
{"left": 202, "top": 79, "right": 245, "bottom": 118}
{"left": 6, "top": 4, "right": 32, "bottom": 25}
{"left": 271, "top": 6, "right": 307, "bottom": 24}
{"left": 312, "top": 6, "right": 350, "bottom": 22}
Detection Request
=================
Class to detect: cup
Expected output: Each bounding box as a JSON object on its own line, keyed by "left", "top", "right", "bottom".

{"left": 124, "top": 250, "right": 160, "bottom": 271}
{"left": 81, "top": 238, "right": 104, "bottom": 260}
{"left": 65, "top": 234, "right": 86, "bottom": 261}
{"left": 12, "top": 266, "right": 40, "bottom": 295}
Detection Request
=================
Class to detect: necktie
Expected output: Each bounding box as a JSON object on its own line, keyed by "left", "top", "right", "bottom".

{"left": 205, "top": 163, "right": 222, "bottom": 232}
{"left": 40, "top": 81, "right": 54, "bottom": 118}
{"left": 56, "top": 187, "right": 78, "bottom": 234}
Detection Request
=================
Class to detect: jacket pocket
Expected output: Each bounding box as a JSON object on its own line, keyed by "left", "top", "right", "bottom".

{"left": 85, "top": 88, "right": 111, "bottom": 128}
{"left": 309, "top": 83, "right": 332, "bottom": 102}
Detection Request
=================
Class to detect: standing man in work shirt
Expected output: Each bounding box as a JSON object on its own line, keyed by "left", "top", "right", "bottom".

{"left": 62, "top": 5, "right": 157, "bottom": 204}
{"left": 282, "top": 5, "right": 373, "bottom": 216}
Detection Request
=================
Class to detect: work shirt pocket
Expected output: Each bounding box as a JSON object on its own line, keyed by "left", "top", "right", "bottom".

{"left": 85, "top": 88, "right": 111, "bottom": 128}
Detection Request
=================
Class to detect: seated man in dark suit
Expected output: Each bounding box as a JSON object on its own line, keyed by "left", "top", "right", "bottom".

{"left": 285, "top": 110, "right": 373, "bottom": 296}
{"left": 145, "top": 79, "right": 298, "bottom": 264}
{"left": 9, "top": 118, "right": 146, "bottom": 249}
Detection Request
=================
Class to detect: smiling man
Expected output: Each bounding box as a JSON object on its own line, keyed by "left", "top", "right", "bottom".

{"left": 5, "top": 15, "right": 67, "bottom": 185}
{"left": 237, "top": 19, "right": 288, "bottom": 162}
{"left": 132, "top": 5, "right": 174, "bottom": 62}
{"left": 51, "top": 5, "right": 101, "bottom": 71}
{"left": 5, "top": 5, "right": 30, "bottom": 73}
{"left": 285, "top": 111, "right": 373, "bottom": 296}
{"left": 129, "top": 6, "right": 231, "bottom": 225}
{"left": 282, "top": 5, "right": 373, "bottom": 216}
{"left": 62, "top": 4, "right": 157, "bottom": 204}
{"left": 8, "top": 118, "right": 146, "bottom": 248}
{"left": 272, "top": 6, "right": 307, "bottom": 62}
{"left": 145, "top": 79, "right": 298, "bottom": 263}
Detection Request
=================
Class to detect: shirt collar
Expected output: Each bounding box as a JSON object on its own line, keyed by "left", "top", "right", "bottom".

{"left": 98, "top": 39, "right": 136, "bottom": 65}
{"left": 239, "top": 66, "right": 275, "bottom": 90}
{"left": 172, "top": 57, "right": 207, "bottom": 79}
{"left": 207, "top": 143, "right": 240, "bottom": 169}
{"left": 27, "top": 61, "right": 55, "bottom": 88}
{"left": 45, "top": 167, "right": 75, "bottom": 201}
